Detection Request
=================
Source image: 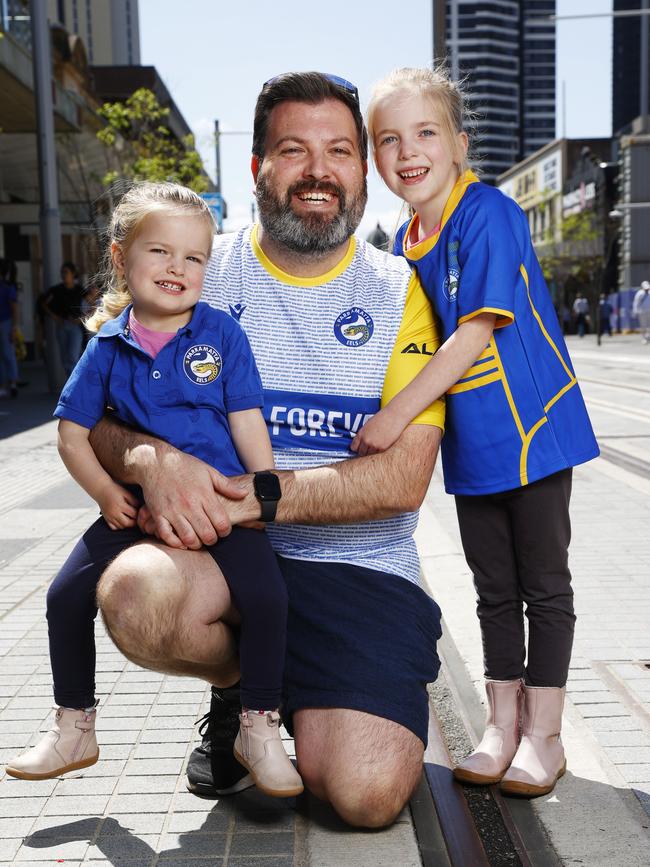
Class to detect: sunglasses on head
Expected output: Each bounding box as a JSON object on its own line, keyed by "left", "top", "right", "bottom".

{"left": 263, "top": 72, "right": 359, "bottom": 104}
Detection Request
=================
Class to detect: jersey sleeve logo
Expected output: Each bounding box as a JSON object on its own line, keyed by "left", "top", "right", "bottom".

{"left": 333, "top": 307, "right": 374, "bottom": 347}
{"left": 183, "top": 345, "right": 222, "bottom": 384}
{"left": 443, "top": 268, "right": 459, "bottom": 303}
{"left": 228, "top": 302, "right": 246, "bottom": 321}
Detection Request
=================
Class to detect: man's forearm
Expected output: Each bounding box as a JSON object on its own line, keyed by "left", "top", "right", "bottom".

{"left": 88, "top": 416, "right": 168, "bottom": 484}
{"left": 230, "top": 424, "right": 442, "bottom": 526}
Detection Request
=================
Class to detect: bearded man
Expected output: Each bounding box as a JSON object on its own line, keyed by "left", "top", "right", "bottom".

{"left": 91, "top": 72, "right": 445, "bottom": 828}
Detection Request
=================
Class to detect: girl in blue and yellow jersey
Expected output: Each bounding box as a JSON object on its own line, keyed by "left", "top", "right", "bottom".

{"left": 352, "top": 67, "right": 599, "bottom": 798}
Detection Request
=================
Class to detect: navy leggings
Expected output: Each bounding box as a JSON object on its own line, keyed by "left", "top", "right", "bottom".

{"left": 46, "top": 518, "right": 287, "bottom": 710}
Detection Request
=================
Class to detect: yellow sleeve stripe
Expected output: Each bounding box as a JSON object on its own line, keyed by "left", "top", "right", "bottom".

{"left": 457, "top": 307, "right": 514, "bottom": 328}
{"left": 448, "top": 370, "right": 501, "bottom": 394}
{"left": 381, "top": 271, "right": 445, "bottom": 430}
{"left": 461, "top": 358, "right": 499, "bottom": 378}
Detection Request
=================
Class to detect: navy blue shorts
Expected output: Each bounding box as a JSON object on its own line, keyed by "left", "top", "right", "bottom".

{"left": 278, "top": 557, "right": 442, "bottom": 746}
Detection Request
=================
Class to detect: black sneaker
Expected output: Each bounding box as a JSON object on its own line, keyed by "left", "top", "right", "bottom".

{"left": 186, "top": 684, "right": 254, "bottom": 797}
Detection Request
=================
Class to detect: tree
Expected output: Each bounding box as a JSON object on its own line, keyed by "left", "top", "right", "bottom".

{"left": 537, "top": 208, "right": 604, "bottom": 296}
{"left": 96, "top": 88, "right": 209, "bottom": 193}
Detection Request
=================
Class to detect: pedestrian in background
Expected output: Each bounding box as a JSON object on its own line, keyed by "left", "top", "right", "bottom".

{"left": 572, "top": 292, "right": 590, "bottom": 337}
{"left": 598, "top": 293, "right": 613, "bottom": 336}
{"left": 0, "top": 258, "right": 19, "bottom": 398}
{"left": 632, "top": 280, "right": 650, "bottom": 344}
{"left": 41, "top": 262, "right": 85, "bottom": 377}
{"left": 353, "top": 65, "right": 599, "bottom": 799}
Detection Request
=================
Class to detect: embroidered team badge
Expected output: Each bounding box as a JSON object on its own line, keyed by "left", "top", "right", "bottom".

{"left": 334, "top": 307, "right": 374, "bottom": 347}
{"left": 183, "top": 345, "right": 222, "bottom": 384}
{"left": 443, "top": 268, "right": 460, "bottom": 302}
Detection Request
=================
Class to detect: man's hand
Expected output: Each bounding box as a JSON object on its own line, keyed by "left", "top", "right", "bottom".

{"left": 350, "top": 406, "right": 408, "bottom": 457}
{"left": 96, "top": 481, "right": 139, "bottom": 531}
{"left": 135, "top": 447, "right": 248, "bottom": 550}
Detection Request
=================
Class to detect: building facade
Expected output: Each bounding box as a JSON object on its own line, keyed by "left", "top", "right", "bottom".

{"left": 612, "top": 0, "right": 650, "bottom": 135}
{"left": 497, "top": 138, "right": 614, "bottom": 309}
{"left": 48, "top": 0, "right": 140, "bottom": 65}
{"left": 434, "top": 0, "right": 556, "bottom": 183}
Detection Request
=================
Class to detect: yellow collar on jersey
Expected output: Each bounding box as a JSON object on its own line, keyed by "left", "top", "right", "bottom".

{"left": 251, "top": 223, "right": 356, "bottom": 287}
{"left": 402, "top": 170, "right": 480, "bottom": 261}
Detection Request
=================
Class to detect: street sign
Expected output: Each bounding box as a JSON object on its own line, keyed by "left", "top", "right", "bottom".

{"left": 201, "top": 192, "right": 224, "bottom": 231}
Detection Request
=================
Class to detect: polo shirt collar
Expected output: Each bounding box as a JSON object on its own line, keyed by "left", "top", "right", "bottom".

{"left": 95, "top": 302, "right": 208, "bottom": 340}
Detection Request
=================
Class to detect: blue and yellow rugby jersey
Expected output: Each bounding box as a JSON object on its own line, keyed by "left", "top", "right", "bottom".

{"left": 396, "top": 170, "right": 599, "bottom": 496}
{"left": 202, "top": 225, "right": 445, "bottom": 585}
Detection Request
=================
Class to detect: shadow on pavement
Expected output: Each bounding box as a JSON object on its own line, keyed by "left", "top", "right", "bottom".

{"left": 22, "top": 787, "right": 306, "bottom": 865}
{"left": 0, "top": 362, "right": 59, "bottom": 440}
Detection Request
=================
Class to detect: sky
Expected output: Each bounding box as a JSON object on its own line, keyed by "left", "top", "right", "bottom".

{"left": 139, "top": 0, "right": 614, "bottom": 238}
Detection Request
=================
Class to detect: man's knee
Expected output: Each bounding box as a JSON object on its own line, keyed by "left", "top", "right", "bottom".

{"left": 304, "top": 763, "right": 416, "bottom": 829}
{"left": 294, "top": 709, "right": 422, "bottom": 828}
{"left": 97, "top": 544, "right": 180, "bottom": 659}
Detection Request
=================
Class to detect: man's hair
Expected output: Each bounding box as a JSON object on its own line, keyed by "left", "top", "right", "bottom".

{"left": 252, "top": 72, "right": 368, "bottom": 162}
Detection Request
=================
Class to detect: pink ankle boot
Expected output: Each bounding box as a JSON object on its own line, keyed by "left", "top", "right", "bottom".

{"left": 234, "top": 710, "right": 303, "bottom": 798}
{"left": 5, "top": 705, "right": 99, "bottom": 780}
{"left": 500, "top": 685, "right": 566, "bottom": 797}
{"left": 453, "top": 678, "right": 523, "bottom": 785}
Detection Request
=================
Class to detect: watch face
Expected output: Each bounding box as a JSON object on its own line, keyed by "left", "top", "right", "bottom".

{"left": 255, "top": 472, "right": 281, "bottom": 501}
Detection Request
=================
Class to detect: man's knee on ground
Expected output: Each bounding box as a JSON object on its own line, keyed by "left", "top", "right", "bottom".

{"left": 327, "top": 773, "right": 412, "bottom": 828}
{"left": 97, "top": 544, "right": 181, "bottom": 660}
{"left": 297, "top": 750, "right": 416, "bottom": 829}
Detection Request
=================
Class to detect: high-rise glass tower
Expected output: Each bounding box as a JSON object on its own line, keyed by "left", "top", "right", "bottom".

{"left": 436, "top": 0, "right": 556, "bottom": 183}
{"left": 612, "top": 0, "right": 650, "bottom": 134}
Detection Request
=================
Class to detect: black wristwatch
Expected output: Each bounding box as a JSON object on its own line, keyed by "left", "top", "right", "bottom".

{"left": 253, "top": 470, "right": 282, "bottom": 522}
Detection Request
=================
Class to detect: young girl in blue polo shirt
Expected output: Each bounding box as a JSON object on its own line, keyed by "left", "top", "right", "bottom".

{"left": 6, "top": 182, "right": 302, "bottom": 798}
{"left": 352, "top": 68, "right": 599, "bottom": 797}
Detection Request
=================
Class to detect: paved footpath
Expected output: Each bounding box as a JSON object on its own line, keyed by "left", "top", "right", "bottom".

{"left": 1, "top": 342, "right": 650, "bottom": 865}
{"left": 0, "top": 368, "right": 420, "bottom": 866}
{"left": 416, "top": 334, "right": 650, "bottom": 866}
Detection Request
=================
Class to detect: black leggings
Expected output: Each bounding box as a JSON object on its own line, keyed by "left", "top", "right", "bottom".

{"left": 455, "top": 469, "right": 575, "bottom": 688}
{"left": 46, "top": 518, "right": 287, "bottom": 710}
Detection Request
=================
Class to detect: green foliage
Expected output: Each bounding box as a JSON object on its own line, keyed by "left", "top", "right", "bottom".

{"left": 96, "top": 88, "right": 209, "bottom": 192}
{"left": 538, "top": 209, "right": 603, "bottom": 288}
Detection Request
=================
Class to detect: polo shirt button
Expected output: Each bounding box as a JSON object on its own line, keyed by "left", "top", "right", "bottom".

{"left": 152, "top": 370, "right": 161, "bottom": 380}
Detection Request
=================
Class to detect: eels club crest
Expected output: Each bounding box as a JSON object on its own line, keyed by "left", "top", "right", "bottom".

{"left": 183, "top": 344, "right": 222, "bottom": 384}
{"left": 334, "top": 307, "right": 374, "bottom": 347}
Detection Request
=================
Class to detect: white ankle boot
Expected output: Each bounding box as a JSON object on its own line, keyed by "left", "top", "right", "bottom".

{"left": 454, "top": 678, "right": 523, "bottom": 785}
{"left": 500, "top": 685, "right": 566, "bottom": 797}
{"left": 5, "top": 706, "right": 99, "bottom": 780}
{"left": 234, "top": 710, "right": 304, "bottom": 798}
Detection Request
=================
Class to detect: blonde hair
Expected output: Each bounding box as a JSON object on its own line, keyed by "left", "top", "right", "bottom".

{"left": 86, "top": 182, "right": 215, "bottom": 333}
{"left": 367, "top": 65, "right": 472, "bottom": 176}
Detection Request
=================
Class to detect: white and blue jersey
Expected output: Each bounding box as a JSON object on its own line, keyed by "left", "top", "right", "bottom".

{"left": 396, "top": 170, "right": 599, "bottom": 495}
{"left": 55, "top": 302, "right": 264, "bottom": 477}
{"left": 203, "top": 225, "right": 445, "bottom": 585}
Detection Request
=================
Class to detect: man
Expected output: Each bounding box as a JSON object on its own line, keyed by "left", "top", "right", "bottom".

{"left": 598, "top": 293, "right": 612, "bottom": 337}
{"left": 633, "top": 280, "right": 650, "bottom": 344}
{"left": 90, "top": 73, "right": 445, "bottom": 828}
{"left": 572, "top": 292, "right": 590, "bottom": 338}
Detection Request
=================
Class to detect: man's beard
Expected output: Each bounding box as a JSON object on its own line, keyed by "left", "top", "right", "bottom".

{"left": 256, "top": 175, "right": 368, "bottom": 255}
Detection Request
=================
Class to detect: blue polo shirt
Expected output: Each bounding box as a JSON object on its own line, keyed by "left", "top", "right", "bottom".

{"left": 55, "top": 301, "right": 264, "bottom": 477}
{"left": 396, "top": 171, "right": 599, "bottom": 495}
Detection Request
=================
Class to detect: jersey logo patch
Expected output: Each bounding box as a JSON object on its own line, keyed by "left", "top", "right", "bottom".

{"left": 229, "top": 302, "right": 247, "bottom": 321}
{"left": 443, "top": 268, "right": 459, "bottom": 302}
{"left": 183, "top": 344, "right": 222, "bottom": 384}
{"left": 333, "top": 307, "right": 374, "bottom": 347}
